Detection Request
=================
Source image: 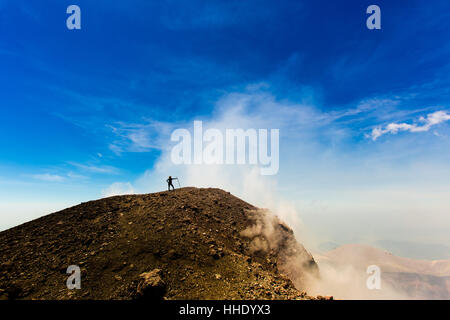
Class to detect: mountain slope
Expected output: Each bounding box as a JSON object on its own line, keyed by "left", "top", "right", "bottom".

{"left": 0, "top": 187, "right": 319, "bottom": 300}
{"left": 314, "top": 244, "right": 450, "bottom": 299}
{"left": 319, "top": 244, "right": 450, "bottom": 276}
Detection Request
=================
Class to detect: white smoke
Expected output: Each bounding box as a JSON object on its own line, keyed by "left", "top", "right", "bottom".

{"left": 307, "top": 260, "right": 411, "bottom": 300}
{"left": 106, "top": 88, "right": 450, "bottom": 299}
{"left": 101, "top": 182, "right": 135, "bottom": 197}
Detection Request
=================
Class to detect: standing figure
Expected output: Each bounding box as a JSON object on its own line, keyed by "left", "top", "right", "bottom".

{"left": 167, "top": 176, "right": 175, "bottom": 191}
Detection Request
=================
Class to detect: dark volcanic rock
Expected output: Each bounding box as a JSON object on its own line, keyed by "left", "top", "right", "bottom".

{"left": 0, "top": 187, "right": 318, "bottom": 300}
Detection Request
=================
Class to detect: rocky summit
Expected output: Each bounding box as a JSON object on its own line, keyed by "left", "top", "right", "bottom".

{"left": 0, "top": 187, "right": 321, "bottom": 300}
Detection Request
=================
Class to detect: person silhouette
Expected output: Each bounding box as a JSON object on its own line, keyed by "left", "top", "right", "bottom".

{"left": 167, "top": 176, "right": 175, "bottom": 191}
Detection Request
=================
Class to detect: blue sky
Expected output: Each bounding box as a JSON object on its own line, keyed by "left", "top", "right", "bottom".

{"left": 1, "top": 1, "right": 450, "bottom": 256}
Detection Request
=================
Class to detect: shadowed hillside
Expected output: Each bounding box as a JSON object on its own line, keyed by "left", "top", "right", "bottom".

{"left": 0, "top": 187, "right": 320, "bottom": 300}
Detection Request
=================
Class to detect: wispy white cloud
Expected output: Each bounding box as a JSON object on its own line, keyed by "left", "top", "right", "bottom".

{"left": 27, "top": 171, "right": 88, "bottom": 183}
{"left": 66, "top": 172, "right": 88, "bottom": 180}
{"left": 108, "top": 120, "right": 176, "bottom": 153}
{"left": 369, "top": 110, "right": 450, "bottom": 141}
{"left": 68, "top": 162, "right": 119, "bottom": 174}
{"left": 108, "top": 143, "right": 123, "bottom": 156}
{"left": 30, "top": 173, "right": 65, "bottom": 182}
